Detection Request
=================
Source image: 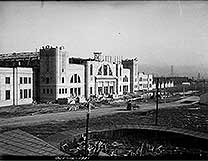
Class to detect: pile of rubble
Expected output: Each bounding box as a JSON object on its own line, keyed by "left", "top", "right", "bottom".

{"left": 60, "top": 135, "right": 208, "bottom": 158}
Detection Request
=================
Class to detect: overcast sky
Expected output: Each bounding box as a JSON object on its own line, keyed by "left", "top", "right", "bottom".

{"left": 1, "top": 1, "right": 208, "bottom": 68}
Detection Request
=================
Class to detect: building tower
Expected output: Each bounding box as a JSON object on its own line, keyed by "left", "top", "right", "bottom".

{"left": 122, "top": 58, "right": 139, "bottom": 93}
{"left": 197, "top": 72, "right": 201, "bottom": 80}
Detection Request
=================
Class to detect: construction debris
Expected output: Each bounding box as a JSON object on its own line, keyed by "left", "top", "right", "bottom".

{"left": 60, "top": 135, "right": 208, "bottom": 158}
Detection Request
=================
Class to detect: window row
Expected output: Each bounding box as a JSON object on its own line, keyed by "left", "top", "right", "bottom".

{"left": 20, "top": 77, "right": 31, "bottom": 84}
{"left": 139, "top": 77, "right": 152, "bottom": 82}
{"left": 20, "top": 89, "right": 32, "bottom": 99}
{"left": 45, "top": 75, "right": 81, "bottom": 84}
{"left": 42, "top": 88, "right": 81, "bottom": 96}
{"left": 43, "top": 88, "right": 54, "bottom": 94}
{"left": 98, "top": 64, "right": 113, "bottom": 76}
{"left": 70, "top": 88, "right": 81, "bottom": 96}
{"left": 70, "top": 74, "right": 81, "bottom": 83}
{"left": 59, "top": 88, "right": 68, "bottom": 94}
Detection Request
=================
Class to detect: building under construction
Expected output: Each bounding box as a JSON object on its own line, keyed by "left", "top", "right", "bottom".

{"left": 0, "top": 51, "right": 40, "bottom": 102}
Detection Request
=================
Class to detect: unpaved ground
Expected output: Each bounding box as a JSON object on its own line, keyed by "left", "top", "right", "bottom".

{"left": 0, "top": 96, "right": 199, "bottom": 129}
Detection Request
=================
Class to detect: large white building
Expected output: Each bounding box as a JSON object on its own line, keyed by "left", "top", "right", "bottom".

{"left": 84, "top": 52, "right": 130, "bottom": 99}
{"left": 0, "top": 67, "right": 33, "bottom": 107}
{"left": 39, "top": 45, "right": 85, "bottom": 102}
{"left": 0, "top": 45, "right": 139, "bottom": 106}
{"left": 39, "top": 46, "right": 133, "bottom": 102}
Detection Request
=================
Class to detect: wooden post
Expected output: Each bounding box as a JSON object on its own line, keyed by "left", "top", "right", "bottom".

{"left": 85, "top": 102, "right": 90, "bottom": 157}
{"left": 155, "top": 78, "right": 159, "bottom": 126}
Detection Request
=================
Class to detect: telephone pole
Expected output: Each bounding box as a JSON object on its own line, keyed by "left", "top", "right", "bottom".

{"left": 155, "top": 78, "right": 159, "bottom": 126}
{"left": 85, "top": 101, "right": 90, "bottom": 157}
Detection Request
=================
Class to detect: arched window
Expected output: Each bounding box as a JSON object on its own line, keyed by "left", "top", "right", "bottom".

{"left": 98, "top": 64, "right": 113, "bottom": 76}
{"left": 109, "top": 66, "right": 113, "bottom": 76}
{"left": 78, "top": 76, "right": 81, "bottom": 83}
{"left": 98, "top": 66, "right": 102, "bottom": 75}
{"left": 104, "top": 65, "right": 108, "bottom": 75}
{"left": 123, "top": 75, "right": 128, "bottom": 82}
{"left": 90, "top": 64, "right": 93, "bottom": 75}
{"left": 70, "top": 74, "right": 81, "bottom": 83}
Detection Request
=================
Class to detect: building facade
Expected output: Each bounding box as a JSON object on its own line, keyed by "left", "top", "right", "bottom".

{"left": 0, "top": 45, "right": 138, "bottom": 105}
{"left": 122, "top": 58, "right": 139, "bottom": 93}
{"left": 84, "top": 53, "right": 130, "bottom": 99}
{"left": 39, "top": 45, "right": 85, "bottom": 102}
{"left": 138, "top": 72, "right": 153, "bottom": 91}
{"left": 123, "top": 69, "right": 130, "bottom": 94}
{"left": 152, "top": 77, "right": 174, "bottom": 89}
{"left": 0, "top": 67, "right": 33, "bottom": 107}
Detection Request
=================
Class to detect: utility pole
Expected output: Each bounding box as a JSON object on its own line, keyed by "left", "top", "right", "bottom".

{"left": 155, "top": 78, "right": 159, "bottom": 126}
{"left": 85, "top": 101, "right": 90, "bottom": 157}
{"left": 164, "top": 77, "right": 167, "bottom": 104}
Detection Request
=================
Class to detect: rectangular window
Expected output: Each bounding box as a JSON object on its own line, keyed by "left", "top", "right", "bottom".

{"left": 62, "top": 88, "right": 64, "bottom": 94}
{"left": 43, "top": 88, "right": 45, "bottom": 94}
{"left": 5, "top": 90, "right": 10, "bottom": 100}
{"left": 116, "top": 64, "right": 118, "bottom": 76}
{"left": 50, "top": 89, "right": 53, "bottom": 94}
{"left": 65, "top": 88, "right": 67, "bottom": 94}
{"left": 47, "top": 89, "right": 49, "bottom": 94}
{"left": 24, "top": 77, "right": 27, "bottom": 84}
{"left": 59, "top": 89, "right": 61, "bottom": 94}
{"left": 74, "top": 74, "right": 77, "bottom": 83}
{"left": 29, "top": 89, "right": 31, "bottom": 98}
{"left": 78, "top": 88, "right": 81, "bottom": 96}
{"left": 74, "top": 88, "right": 77, "bottom": 96}
{"left": 20, "top": 89, "right": 23, "bottom": 99}
{"left": 104, "top": 86, "right": 108, "bottom": 95}
{"left": 62, "top": 69, "right": 64, "bottom": 72}
{"left": 120, "top": 86, "right": 122, "bottom": 92}
{"left": 29, "top": 77, "right": 31, "bottom": 84}
{"left": 98, "top": 87, "right": 102, "bottom": 95}
{"left": 20, "top": 77, "right": 23, "bottom": 84}
{"left": 90, "top": 87, "right": 92, "bottom": 94}
{"left": 5, "top": 77, "right": 10, "bottom": 84}
{"left": 46, "top": 77, "right": 49, "bottom": 84}
{"left": 70, "top": 88, "right": 73, "bottom": 96}
{"left": 24, "top": 89, "right": 27, "bottom": 98}
{"left": 62, "top": 77, "right": 64, "bottom": 83}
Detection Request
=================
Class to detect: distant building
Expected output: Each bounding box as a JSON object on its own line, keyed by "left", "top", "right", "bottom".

{"left": 138, "top": 72, "right": 153, "bottom": 91}
{"left": 153, "top": 76, "right": 191, "bottom": 88}
{"left": 197, "top": 72, "right": 201, "bottom": 80}
{"left": 0, "top": 67, "right": 33, "bottom": 107}
{"left": 153, "top": 77, "right": 174, "bottom": 89}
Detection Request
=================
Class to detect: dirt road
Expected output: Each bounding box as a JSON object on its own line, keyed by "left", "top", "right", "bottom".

{"left": 0, "top": 96, "right": 199, "bottom": 128}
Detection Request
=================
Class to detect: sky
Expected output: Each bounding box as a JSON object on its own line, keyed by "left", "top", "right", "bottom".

{"left": 1, "top": 1, "right": 208, "bottom": 71}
